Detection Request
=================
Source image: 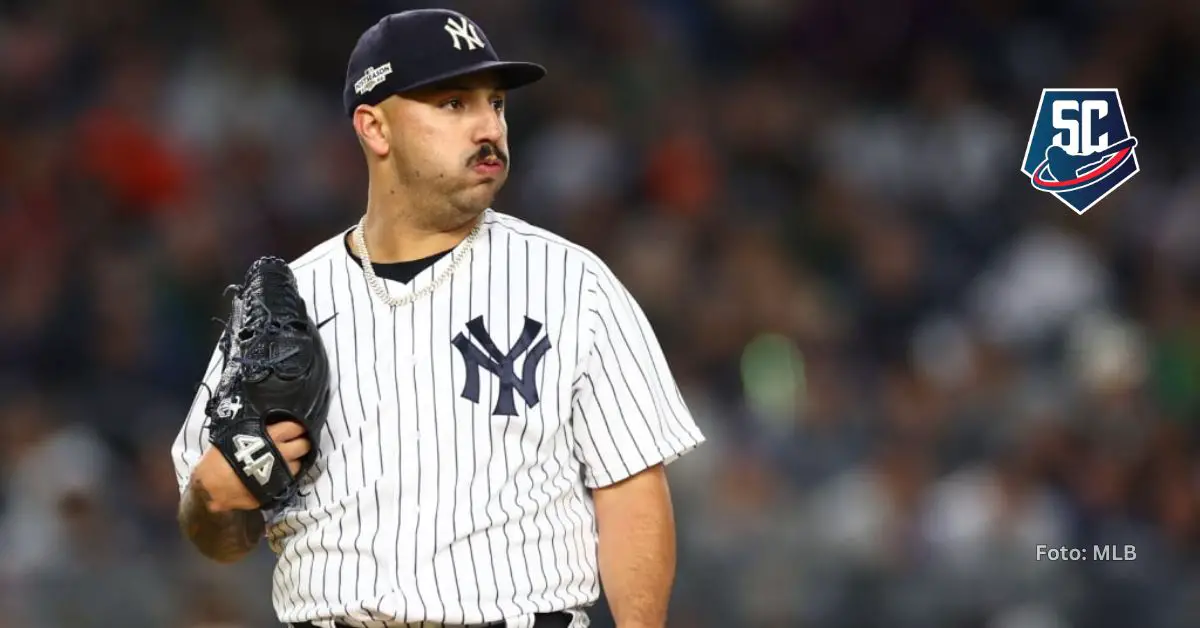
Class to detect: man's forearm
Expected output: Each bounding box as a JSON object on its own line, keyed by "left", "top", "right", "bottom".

{"left": 593, "top": 465, "right": 676, "bottom": 628}
{"left": 178, "top": 477, "right": 264, "bottom": 563}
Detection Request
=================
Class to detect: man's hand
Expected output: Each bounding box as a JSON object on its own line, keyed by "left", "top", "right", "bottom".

{"left": 192, "top": 421, "right": 311, "bottom": 513}
{"left": 178, "top": 421, "right": 312, "bottom": 564}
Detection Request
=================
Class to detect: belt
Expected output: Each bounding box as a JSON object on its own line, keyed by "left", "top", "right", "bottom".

{"left": 290, "top": 611, "right": 572, "bottom": 628}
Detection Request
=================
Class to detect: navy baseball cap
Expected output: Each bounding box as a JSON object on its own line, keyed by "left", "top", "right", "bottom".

{"left": 343, "top": 9, "right": 546, "bottom": 117}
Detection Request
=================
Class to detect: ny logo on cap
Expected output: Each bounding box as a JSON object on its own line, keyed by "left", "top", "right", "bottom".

{"left": 445, "top": 16, "right": 485, "bottom": 51}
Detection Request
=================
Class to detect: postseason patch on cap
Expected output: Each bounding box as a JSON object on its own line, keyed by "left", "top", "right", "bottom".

{"left": 354, "top": 63, "right": 393, "bottom": 95}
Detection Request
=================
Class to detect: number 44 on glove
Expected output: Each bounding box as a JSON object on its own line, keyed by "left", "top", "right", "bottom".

{"left": 202, "top": 256, "right": 332, "bottom": 511}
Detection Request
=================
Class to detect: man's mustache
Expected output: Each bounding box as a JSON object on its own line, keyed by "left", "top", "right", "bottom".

{"left": 470, "top": 143, "right": 508, "bottom": 167}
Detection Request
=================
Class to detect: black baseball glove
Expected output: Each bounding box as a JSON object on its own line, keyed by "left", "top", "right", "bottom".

{"left": 202, "top": 256, "right": 332, "bottom": 510}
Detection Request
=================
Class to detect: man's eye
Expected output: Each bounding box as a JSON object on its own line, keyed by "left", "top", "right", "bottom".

{"left": 442, "top": 98, "right": 463, "bottom": 110}
{"left": 492, "top": 99, "right": 505, "bottom": 112}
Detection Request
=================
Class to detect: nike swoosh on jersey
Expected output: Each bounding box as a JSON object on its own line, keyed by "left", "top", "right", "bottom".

{"left": 316, "top": 313, "right": 338, "bottom": 329}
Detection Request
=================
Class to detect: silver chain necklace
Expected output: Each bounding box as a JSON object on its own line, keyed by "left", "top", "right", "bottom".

{"left": 352, "top": 213, "right": 484, "bottom": 308}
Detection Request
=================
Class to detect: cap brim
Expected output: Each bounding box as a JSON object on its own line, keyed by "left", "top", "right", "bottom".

{"left": 400, "top": 60, "right": 547, "bottom": 93}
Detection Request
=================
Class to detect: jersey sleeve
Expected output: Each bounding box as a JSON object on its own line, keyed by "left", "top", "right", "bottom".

{"left": 570, "top": 268, "right": 706, "bottom": 489}
{"left": 170, "top": 340, "right": 224, "bottom": 496}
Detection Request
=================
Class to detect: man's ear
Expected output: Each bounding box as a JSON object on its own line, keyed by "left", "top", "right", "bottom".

{"left": 353, "top": 105, "right": 390, "bottom": 157}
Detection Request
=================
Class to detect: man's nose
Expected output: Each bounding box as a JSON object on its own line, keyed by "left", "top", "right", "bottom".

{"left": 472, "top": 109, "right": 504, "bottom": 144}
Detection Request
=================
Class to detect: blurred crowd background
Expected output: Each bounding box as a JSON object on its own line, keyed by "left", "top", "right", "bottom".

{"left": 2, "top": 0, "right": 1199, "bottom": 626}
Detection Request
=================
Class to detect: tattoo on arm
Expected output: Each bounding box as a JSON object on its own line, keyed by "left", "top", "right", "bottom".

{"left": 178, "top": 479, "right": 264, "bottom": 563}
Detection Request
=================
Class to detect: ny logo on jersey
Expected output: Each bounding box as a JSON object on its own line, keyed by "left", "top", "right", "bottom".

{"left": 444, "top": 16, "right": 485, "bottom": 51}
{"left": 452, "top": 316, "right": 551, "bottom": 416}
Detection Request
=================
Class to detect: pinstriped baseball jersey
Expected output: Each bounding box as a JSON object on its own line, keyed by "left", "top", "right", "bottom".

{"left": 171, "top": 209, "right": 706, "bottom": 627}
